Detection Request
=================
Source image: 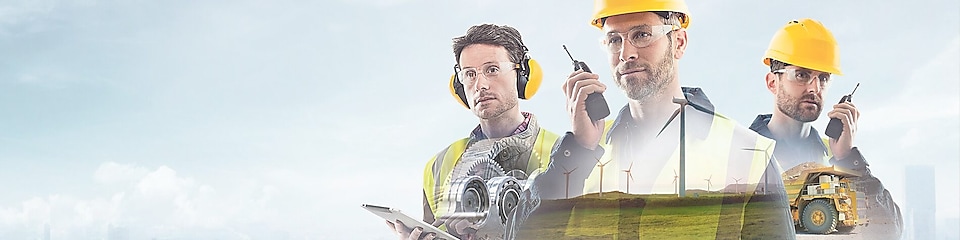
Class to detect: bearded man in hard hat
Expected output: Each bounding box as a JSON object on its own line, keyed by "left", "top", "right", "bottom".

{"left": 513, "top": 0, "right": 797, "bottom": 239}
{"left": 385, "top": 23, "right": 561, "bottom": 240}
{"left": 749, "top": 18, "right": 903, "bottom": 238}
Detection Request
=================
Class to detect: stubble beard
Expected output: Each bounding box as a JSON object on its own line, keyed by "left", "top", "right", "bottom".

{"left": 616, "top": 44, "right": 676, "bottom": 103}
{"left": 776, "top": 81, "right": 822, "bottom": 123}
{"left": 475, "top": 93, "right": 518, "bottom": 120}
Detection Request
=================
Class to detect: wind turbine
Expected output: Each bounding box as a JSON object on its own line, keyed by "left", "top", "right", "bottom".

{"left": 560, "top": 164, "right": 578, "bottom": 199}
{"left": 673, "top": 169, "right": 679, "bottom": 196}
{"left": 733, "top": 177, "right": 743, "bottom": 194}
{"left": 657, "top": 97, "right": 734, "bottom": 197}
{"left": 658, "top": 97, "right": 690, "bottom": 197}
{"left": 704, "top": 175, "right": 713, "bottom": 192}
{"left": 742, "top": 146, "right": 774, "bottom": 194}
{"left": 596, "top": 159, "right": 613, "bottom": 198}
{"left": 622, "top": 162, "right": 634, "bottom": 194}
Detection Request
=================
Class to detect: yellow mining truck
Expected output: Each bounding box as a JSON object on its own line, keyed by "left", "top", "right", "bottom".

{"left": 783, "top": 166, "right": 861, "bottom": 234}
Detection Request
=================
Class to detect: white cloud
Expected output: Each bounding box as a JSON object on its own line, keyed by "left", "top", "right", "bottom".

{"left": 94, "top": 162, "right": 150, "bottom": 185}
{"left": 136, "top": 166, "right": 193, "bottom": 198}
{"left": 0, "top": 163, "right": 292, "bottom": 239}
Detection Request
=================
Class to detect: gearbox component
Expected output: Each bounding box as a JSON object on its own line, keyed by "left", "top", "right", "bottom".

{"left": 446, "top": 175, "right": 490, "bottom": 218}
{"left": 439, "top": 135, "right": 540, "bottom": 240}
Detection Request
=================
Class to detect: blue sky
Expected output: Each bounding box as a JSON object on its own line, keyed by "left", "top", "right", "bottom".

{"left": 0, "top": 0, "right": 957, "bottom": 239}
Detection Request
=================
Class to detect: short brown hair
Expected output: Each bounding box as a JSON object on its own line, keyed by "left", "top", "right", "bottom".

{"left": 452, "top": 24, "right": 527, "bottom": 64}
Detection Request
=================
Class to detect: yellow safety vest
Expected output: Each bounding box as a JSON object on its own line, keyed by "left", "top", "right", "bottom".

{"left": 422, "top": 128, "right": 559, "bottom": 224}
{"left": 519, "top": 110, "right": 793, "bottom": 239}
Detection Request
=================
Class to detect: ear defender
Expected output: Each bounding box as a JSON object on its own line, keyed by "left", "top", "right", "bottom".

{"left": 450, "top": 66, "right": 470, "bottom": 108}
{"left": 519, "top": 57, "right": 542, "bottom": 100}
{"left": 448, "top": 56, "right": 543, "bottom": 109}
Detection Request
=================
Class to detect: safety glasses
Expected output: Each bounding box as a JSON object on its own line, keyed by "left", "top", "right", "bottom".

{"left": 600, "top": 24, "right": 679, "bottom": 53}
{"left": 456, "top": 61, "right": 520, "bottom": 86}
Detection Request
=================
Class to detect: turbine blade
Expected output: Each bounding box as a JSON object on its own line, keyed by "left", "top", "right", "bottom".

{"left": 657, "top": 108, "right": 682, "bottom": 137}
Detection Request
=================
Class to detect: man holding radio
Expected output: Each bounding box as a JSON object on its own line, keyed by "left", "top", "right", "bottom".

{"left": 517, "top": 0, "right": 796, "bottom": 239}
{"left": 748, "top": 18, "right": 902, "bottom": 238}
{"left": 385, "top": 23, "right": 560, "bottom": 240}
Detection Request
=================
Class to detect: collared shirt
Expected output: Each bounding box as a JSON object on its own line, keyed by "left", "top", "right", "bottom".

{"left": 469, "top": 112, "right": 533, "bottom": 140}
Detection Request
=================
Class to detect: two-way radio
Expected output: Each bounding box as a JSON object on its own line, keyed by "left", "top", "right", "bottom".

{"left": 824, "top": 83, "right": 860, "bottom": 139}
{"left": 563, "top": 45, "right": 610, "bottom": 121}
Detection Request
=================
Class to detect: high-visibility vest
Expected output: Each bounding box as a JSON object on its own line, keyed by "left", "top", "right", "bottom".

{"left": 525, "top": 108, "right": 794, "bottom": 239}
{"left": 422, "top": 128, "right": 559, "bottom": 224}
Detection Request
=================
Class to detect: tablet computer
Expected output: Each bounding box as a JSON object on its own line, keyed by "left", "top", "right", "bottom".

{"left": 362, "top": 204, "right": 459, "bottom": 240}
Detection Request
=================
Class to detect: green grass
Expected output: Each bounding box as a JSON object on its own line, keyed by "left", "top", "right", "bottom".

{"left": 516, "top": 192, "right": 791, "bottom": 239}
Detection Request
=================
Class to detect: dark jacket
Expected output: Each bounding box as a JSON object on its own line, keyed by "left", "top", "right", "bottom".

{"left": 749, "top": 114, "right": 903, "bottom": 239}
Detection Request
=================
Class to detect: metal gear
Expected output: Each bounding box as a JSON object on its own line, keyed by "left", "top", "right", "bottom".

{"left": 439, "top": 133, "right": 538, "bottom": 240}
{"left": 449, "top": 139, "right": 507, "bottom": 183}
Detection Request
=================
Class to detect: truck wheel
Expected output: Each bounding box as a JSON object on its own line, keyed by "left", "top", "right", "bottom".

{"left": 802, "top": 199, "right": 838, "bottom": 234}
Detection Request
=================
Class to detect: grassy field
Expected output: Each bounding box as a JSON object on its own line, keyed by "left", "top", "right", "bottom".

{"left": 516, "top": 192, "right": 791, "bottom": 239}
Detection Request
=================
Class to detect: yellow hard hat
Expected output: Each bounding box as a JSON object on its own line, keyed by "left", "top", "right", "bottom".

{"left": 762, "top": 18, "right": 843, "bottom": 75}
{"left": 591, "top": 0, "right": 691, "bottom": 29}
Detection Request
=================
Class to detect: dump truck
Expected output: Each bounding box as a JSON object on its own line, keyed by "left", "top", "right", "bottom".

{"left": 783, "top": 165, "right": 862, "bottom": 234}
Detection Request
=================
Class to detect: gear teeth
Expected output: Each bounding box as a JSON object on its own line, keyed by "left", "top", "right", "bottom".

{"left": 468, "top": 157, "right": 506, "bottom": 180}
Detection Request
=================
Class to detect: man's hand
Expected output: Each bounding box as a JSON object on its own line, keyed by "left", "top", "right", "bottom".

{"left": 385, "top": 220, "right": 437, "bottom": 240}
{"left": 435, "top": 214, "right": 483, "bottom": 240}
{"left": 827, "top": 101, "right": 859, "bottom": 160}
{"left": 562, "top": 69, "right": 607, "bottom": 150}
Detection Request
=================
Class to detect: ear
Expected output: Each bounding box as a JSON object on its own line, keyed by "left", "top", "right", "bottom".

{"left": 672, "top": 28, "right": 688, "bottom": 59}
{"left": 765, "top": 72, "right": 778, "bottom": 95}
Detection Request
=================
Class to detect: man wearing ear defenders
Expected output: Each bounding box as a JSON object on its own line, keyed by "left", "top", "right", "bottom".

{"left": 749, "top": 18, "right": 902, "bottom": 238}
{"left": 385, "top": 24, "right": 560, "bottom": 240}
{"left": 514, "top": 0, "right": 796, "bottom": 239}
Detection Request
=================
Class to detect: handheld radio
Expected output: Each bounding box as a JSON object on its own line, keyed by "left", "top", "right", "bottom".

{"left": 824, "top": 83, "right": 860, "bottom": 139}
{"left": 563, "top": 45, "right": 610, "bottom": 121}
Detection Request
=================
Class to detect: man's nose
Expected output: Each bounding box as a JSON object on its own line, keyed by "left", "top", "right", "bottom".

{"left": 806, "top": 78, "right": 823, "bottom": 94}
{"left": 471, "top": 74, "right": 492, "bottom": 91}
{"left": 619, "top": 43, "right": 639, "bottom": 62}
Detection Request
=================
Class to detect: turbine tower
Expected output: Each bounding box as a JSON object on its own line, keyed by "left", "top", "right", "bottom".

{"left": 658, "top": 97, "right": 689, "bottom": 197}
{"left": 622, "top": 161, "right": 634, "bottom": 194}
{"left": 673, "top": 169, "right": 679, "bottom": 195}
{"left": 704, "top": 175, "right": 713, "bottom": 192}
{"left": 596, "top": 159, "right": 613, "bottom": 197}
{"left": 560, "top": 164, "right": 578, "bottom": 199}
{"left": 742, "top": 147, "right": 773, "bottom": 194}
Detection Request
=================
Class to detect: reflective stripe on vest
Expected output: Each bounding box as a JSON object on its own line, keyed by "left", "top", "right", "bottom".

{"left": 821, "top": 137, "right": 834, "bottom": 165}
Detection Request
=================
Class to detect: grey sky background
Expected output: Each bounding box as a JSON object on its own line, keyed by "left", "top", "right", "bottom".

{"left": 0, "top": 0, "right": 957, "bottom": 239}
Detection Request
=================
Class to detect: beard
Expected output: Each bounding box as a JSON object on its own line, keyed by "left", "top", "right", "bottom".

{"left": 473, "top": 91, "right": 519, "bottom": 120}
{"left": 776, "top": 81, "right": 823, "bottom": 122}
{"left": 614, "top": 42, "right": 676, "bottom": 103}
